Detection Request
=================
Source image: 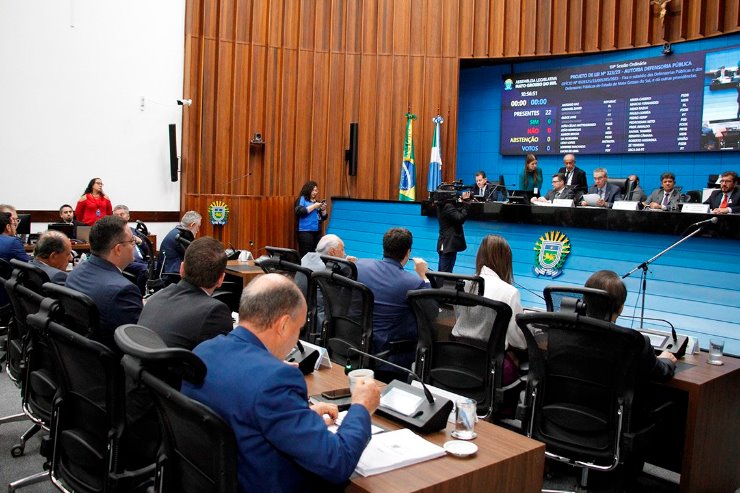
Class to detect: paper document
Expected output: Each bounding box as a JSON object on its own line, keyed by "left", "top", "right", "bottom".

{"left": 327, "top": 411, "right": 384, "bottom": 435}
{"left": 355, "top": 428, "right": 446, "bottom": 477}
{"left": 582, "top": 193, "right": 601, "bottom": 206}
{"left": 380, "top": 387, "right": 424, "bottom": 416}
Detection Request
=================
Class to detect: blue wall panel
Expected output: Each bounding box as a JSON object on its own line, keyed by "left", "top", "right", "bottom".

{"left": 328, "top": 199, "right": 740, "bottom": 355}
{"left": 457, "top": 33, "right": 740, "bottom": 194}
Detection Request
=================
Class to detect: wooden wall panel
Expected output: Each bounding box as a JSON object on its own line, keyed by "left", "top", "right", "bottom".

{"left": 182, "top": 0, "right": 739, "bottom": 242}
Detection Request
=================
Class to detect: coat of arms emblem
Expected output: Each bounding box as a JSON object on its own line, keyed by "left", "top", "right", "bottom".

{"left": 533, "top": 231, "right": 571, "bottom": 278}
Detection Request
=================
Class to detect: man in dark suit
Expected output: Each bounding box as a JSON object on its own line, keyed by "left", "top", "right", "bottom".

{"left": 704, "top": 170, "right": 739, "bottom": 214}
{"left": 558, "top": 153, "right": 588, "bottom": 192}
{"left": 580, "top": 167, "right": 622, "bottom": 207}
{"left": 356, "top": 228, "right": 430, "bottom": 380}
{"left": 138, "top": 236, "right": 232, "bottom": 350}
{"left": 531, "top": 173, "right": 574, "bottom": 203}
{"left": 643, "top": 171, "right": 682, "bottom": 211}
{"left": 159, "top": 210, "right": 201, "bottom": 274}
{"left": 435, "top": 191, "right": 471, "bottom": 272}
{"left": 472, "top": 171, "right": 504, "bottom": 202}
{"left": 30, "top": 230, "right": 72, "bottom": 284}
{"left": 66, "top": 215, "right": 142, "bottom": 351}
{"left": 113, "top": 204, "right": 150, "bottom": 291}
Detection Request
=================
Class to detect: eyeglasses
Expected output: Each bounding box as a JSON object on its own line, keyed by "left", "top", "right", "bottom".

{"left": 11, "top": 217, "right": 21, "bottom": 224}
{"left": 118, "top": 237, "right": 136, "bottom": 246}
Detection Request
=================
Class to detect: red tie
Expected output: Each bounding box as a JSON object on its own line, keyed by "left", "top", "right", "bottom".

{"left": 720, "top": 193, "right": 728, "bottom": 208}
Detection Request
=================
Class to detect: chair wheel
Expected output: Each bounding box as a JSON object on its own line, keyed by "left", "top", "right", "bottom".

{"left": 11, "top": 445, "right": 24, "bottom": 457}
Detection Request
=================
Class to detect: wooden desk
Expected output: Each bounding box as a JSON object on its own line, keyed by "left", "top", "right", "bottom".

{"left": 305, "top": 365, "right": 545, "bottom": 493}
{"left": 24, "top": 235, "right": 157, "bottom": 254}
{"left": 225, "top": 260, "right": 263, "bottom": 289}
{"left": 658, "top": 352, "right": 740, "bottom": 493}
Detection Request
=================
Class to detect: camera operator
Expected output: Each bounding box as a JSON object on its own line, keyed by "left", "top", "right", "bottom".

{"left": 435, "top": 189, "right": 472, "bottom": 272}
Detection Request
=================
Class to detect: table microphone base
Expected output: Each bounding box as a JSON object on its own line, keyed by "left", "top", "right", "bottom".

{"left": 376, "top": 380, "right": 453, "bottom": 434}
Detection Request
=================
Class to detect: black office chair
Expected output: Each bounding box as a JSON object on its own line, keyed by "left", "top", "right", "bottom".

{"left": 309, "top": 270, "right": 374, "bottom": 368}
{"left": 407, "top": 288, "right": 512, "bottom": 420}
{"left": 607, "top": 177, "right": 628, "bottom": 196}
{"left": 1, "top": 258, "right": 15, "bottom": 368}
{"left": 543, "top": 285, "right": 615, "bottom": 321}
{"left": 426, "top": 271, "right": 485, "bottom": 296}
{"left": 684, "top": 190, "right": 702, "bottom": 203}
{"left": 707, "top": 174, "right": 720, "bottom": 188}
{"left": 265, "top": 246, "right": 301, "bottom": 265}
{"left": 319, "top": 255, "right": 358, "bottom": 280}
{"left": 256, "top": 257, "right": 312, "bottom": 300}
{"left": 516, "top": 311, "right": 671, "bottom": 488}
{"left": 28, "top": 284, "right": 154, "bottom": 493}
{"left": 115, "top": 324, "right": 238, "bottom": 493}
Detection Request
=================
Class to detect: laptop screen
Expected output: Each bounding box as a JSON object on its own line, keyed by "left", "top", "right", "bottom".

{"left": 76, "top": 225, "right": 92, "bottom": 243}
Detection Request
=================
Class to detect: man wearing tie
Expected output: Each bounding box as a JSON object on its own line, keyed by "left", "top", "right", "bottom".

{"left": 643, "top": 172, "right": 682, "bottom": 211}
{"left": 558, "top": 154, "right": 588, "bottom": 192}
{"left": 472, "top": 171, "right": 500, "bottom": 202}
{"left": 113, "top": 204, "right": 149, "bottom": 292}
{"left": 581, "top": 168, "right": 622, "bottom": 208}
{"left": 704, "top": 170, "right": 739, "bottom": 214}
{"left": 531, "top": 173, "right": 574, "bottom": 203}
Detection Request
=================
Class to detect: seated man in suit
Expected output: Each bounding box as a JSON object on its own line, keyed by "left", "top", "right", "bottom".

{"left": 159, "top": 210, "right": 201, "bottom": 274}
{"left": 0, "top": 205, "right": 30, "bottom": 263}
{"left": 643, "top": 172, "right": 682, "bottom": 211}
{"left": 183, "top": 274, "right": 380, "bottom": 492}
{"left": 66, "top": 215, "right": 142, "bottom": 351}
{"left": 704, "top": 170, "right": 739, "bottom": 214}
{"left": 472, "top": 171, "right": 504, "bottom": 202}
{"left": 355, "top": 227, "right": 430, "bottom": 381}
{"left": 558, "top": 153, "right": 588, "bottom": 192}
{"left": 30, "top": 230, "right": 72, "bottom": 284}
{"left": 138, "top": 236, "right": 232, "bottom": 350}
{"left": 113, "top": 204, "right": 150, "bottom": 291}
{"left": 625, "top": 175, "right": 647, "bottom": 202}
{"left": 531, "top": 173, "right": 574, "bottom": 204}
{"left": 300, "top": 234, "right": 356, "bottom": 273}
{"left": 580, "top": 167, "right": 622, "bottom": 208}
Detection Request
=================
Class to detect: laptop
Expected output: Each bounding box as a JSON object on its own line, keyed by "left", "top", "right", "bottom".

{"left": 48, "top": 223, "right": 75, "bottom": 238}
{"left": 76, "top": 225, "right": 92, "bottom": 243}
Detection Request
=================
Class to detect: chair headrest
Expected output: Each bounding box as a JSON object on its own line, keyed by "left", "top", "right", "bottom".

{"left": 115, "top": 324, "right": 207, "bottom": 383}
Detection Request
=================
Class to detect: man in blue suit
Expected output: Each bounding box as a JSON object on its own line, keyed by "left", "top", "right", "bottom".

{"left": 580, "top": 167, "right": 622, "bottom": 208}
{"left": 30, "top": 230, "right": 72, "bottom": 284}
{"left": 183, "top": 274, "right": 379, "bottom": 492}
{"left": 66, "top": 215, "right": 142, "bottom": 351}
{"left": 355, "top": 227, "right": 430, "bottom": 381}
{"left": 0, "top": 205, "right": 30, "bottom": 310}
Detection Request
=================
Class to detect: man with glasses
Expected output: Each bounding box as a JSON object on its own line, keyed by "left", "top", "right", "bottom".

{"left": 531, "top": 173, "right": 574, "bottom": 203}
{"left": 0, "top": 203, "right": 31, "bottom": 263}
{"left": 66, "top": 215, "right": 142, "bottom": 351}
{"left": 580, "top": 168, "right": 622, "bottom": 208}
{"left": 704, "top": 170, "right": 739, "bottom": 214}
{"left": 557, "top": 154, "right": 588, "bottom": 192}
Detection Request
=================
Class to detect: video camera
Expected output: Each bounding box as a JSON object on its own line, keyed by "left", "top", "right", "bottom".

{"left": 430, "top": 180, "right": 474, "bottom": 203}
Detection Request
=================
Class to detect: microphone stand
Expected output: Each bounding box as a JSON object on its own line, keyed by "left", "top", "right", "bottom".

{"left": 622, "top": 224, "right": 708, "bottom": 335}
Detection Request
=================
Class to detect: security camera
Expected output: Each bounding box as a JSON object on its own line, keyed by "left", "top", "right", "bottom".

{"left": 176, "top": 99, "right": 193, "bottom": 106}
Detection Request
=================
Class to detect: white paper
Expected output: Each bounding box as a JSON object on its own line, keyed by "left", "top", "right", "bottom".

{"left": 582, "top": 193, "right": 601, "bottom": 206}
{"left": 552, "top": 198, "right": 574, "bottom": 207}
{"left": 355, "top": 428, "right": 446, "bottom": 477}
{"left": 612, "top": 200, "right": 639, "bottom": 211}
{"left": 327, "top": 410, "right": 384, "bottom": 435}
{"left": 681, "top": 203, "right": 710, "bottom": 214}
{"left": 380, "top": 387, "right": 424, "bottom": 417}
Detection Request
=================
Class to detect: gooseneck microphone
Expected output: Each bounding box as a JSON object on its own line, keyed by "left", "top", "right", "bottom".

{"left": 344, "top": 346, "right": 434, "bottom": 404}
{"left": 343, "top": 346, "right": 453, "bottom": 433}
{"left": 689, "top": 216, "right": 718, "bottom": 228}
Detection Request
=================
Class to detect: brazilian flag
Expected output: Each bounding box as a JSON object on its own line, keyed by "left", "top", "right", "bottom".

{"left": 399, "top": 113, "right": 417, "bottom": 201}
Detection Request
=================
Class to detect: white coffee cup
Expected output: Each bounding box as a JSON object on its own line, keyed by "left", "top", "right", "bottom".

{"left": 348, "top": 369, "right": 374, "bottom": 393}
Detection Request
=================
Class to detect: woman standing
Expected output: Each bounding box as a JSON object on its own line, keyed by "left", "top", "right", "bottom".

{"left": 75, "top": 178, "right": 112, "bottom": 225}
{"left": 518, "top": 154, "right": 543, "bottom": 193}
{"left": 295, "top": 180, "right": 328, "bottom": 257}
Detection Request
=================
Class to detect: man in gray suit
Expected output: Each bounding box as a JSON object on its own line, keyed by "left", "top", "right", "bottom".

{"left": 643, "top": 171, "right": 682, "bottom": 211}
{"left": 138, "top": 236, "right": 232, "bottom": 350}
{"left": 31, "top": 230, "right": 72, "bottom": 284}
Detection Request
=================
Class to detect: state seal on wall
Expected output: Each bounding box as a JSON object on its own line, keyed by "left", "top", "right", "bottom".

{"left": 533, "top": 231, "right": 571, "bottom": 278}
{"left": 208, "top": 201, "right": 229, "bottom": 226}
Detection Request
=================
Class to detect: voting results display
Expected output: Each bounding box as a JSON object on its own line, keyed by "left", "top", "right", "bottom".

{"left": 500, "top": 45, "right": 740, "bottom": 155}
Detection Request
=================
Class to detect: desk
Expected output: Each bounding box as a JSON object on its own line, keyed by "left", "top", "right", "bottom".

{"left": 658, "top": 352, "right": 740, "bottom": 493}
{"left": 23, "top": 235, "right": 158, "bottom": 253}
{"left": 305, "top": 365, "right": 545, "bottom": 493}
{"left": 225, "top": 260, "right": 263, "bottom": 289}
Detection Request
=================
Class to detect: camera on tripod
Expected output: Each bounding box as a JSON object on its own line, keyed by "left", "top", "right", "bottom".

{"left": 431, "top": 180, "right": 473, "bottom": 203}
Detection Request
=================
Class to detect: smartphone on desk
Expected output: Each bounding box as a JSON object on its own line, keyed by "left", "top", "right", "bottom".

{"left": 321, "top": 388, "right": 351, "bottom": 400}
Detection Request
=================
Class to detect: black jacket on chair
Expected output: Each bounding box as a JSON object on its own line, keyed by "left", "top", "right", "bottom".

{"left": 436, "top": 201, "right": 468, "bottom": 254}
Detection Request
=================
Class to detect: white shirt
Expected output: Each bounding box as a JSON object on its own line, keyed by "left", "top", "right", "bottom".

{"left": 451, "top": 266, "right": 526, "bottom": 350}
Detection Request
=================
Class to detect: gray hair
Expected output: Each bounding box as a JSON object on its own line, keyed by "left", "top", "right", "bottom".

{"left": 34, "top": 230, "right": 69, "bottom": 259}
{"left": 238, "top": 274, "right": 305, "bottom": 330}
{"left": 180, "top": 210, "right": 202, "bottom": 227}
{"left": 593, "top": 167, "right": 608, "bottom": 177}
{"left": 0, "top": 204, "right": 16, "bottom": 214}
{"left": 316, "top": 234, "right": 341, "bottom": 255}
{"left": 112, "top": 204, "right": 130, "bottom": 213}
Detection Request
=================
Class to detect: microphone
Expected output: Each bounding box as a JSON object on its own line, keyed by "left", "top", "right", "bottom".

{"left": 513, "top": 280, "right": 545, "bottom": 301}
{"left": 689, "top": 216, "right": 718, "bottom": 228}
{"left": 344, "top": 346, "right": 453, "bottom": 433}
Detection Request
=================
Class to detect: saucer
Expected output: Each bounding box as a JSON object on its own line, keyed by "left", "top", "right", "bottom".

{"left": 451, "top": 430, "right": 477, "bottom": 440}
{"left": 443, "top": 440, "right": 478, "bottom": 457}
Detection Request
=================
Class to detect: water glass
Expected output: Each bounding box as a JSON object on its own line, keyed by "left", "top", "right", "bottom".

{"left": 707, "top": 339, "right": 724, "bottom": 366}
{"left": 451, "top": 398, "right": 477, "bottom": 440}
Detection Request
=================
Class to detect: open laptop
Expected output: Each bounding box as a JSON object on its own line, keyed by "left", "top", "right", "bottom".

{"left": 48, "top": 223, "right": 75, "bottom": 239}
{"left": 76, "top": 225, "right": 92, "bottom": 243}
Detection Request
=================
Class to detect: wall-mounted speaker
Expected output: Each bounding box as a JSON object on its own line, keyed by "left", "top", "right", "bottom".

{"left": 168, "top": 124, "right": 178, "bottom": 182}
{"left": 345, "top": 122, "right": 358, "bottom": 176}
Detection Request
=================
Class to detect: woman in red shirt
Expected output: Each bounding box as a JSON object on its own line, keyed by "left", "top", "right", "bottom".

{"left": 75, "top": 177, "right": 112, "bottom": 225}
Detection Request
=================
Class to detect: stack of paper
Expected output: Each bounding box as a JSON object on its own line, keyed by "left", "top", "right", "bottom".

{"left": 354, "top": 428, "right": 446, "bottom": 477}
